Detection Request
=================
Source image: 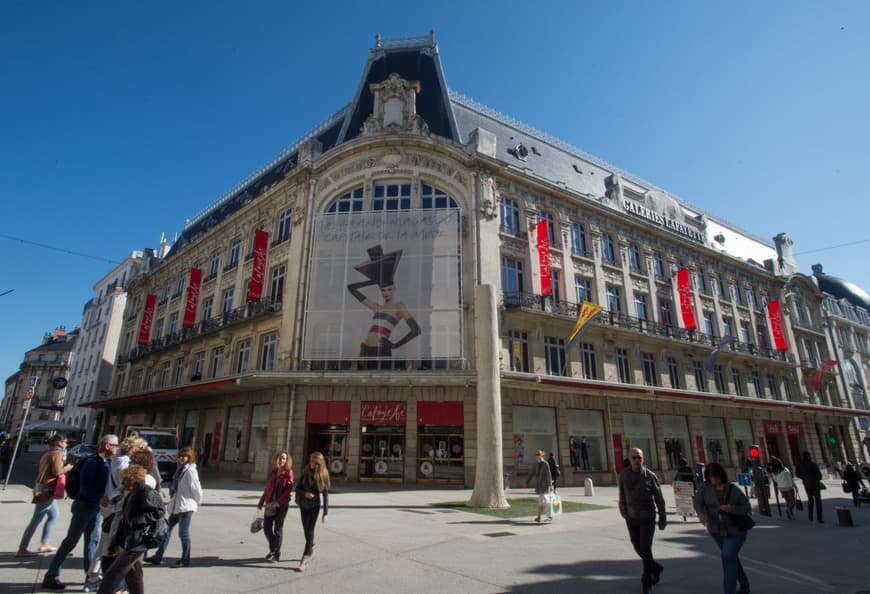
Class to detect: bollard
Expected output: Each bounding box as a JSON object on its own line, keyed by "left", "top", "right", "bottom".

{"left": 835, "top": 506, "right": 854, "bottom": 527}
{"left": 584, "top": 477, "right": 595, "bottom": 497}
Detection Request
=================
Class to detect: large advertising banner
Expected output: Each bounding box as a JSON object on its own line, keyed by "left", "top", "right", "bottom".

{"left": 303, "top": 209, "right": 462, "bottom": 360}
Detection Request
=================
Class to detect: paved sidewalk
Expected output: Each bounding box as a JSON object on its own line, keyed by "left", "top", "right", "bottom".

{"left": 2, "top": 464, "right": 869, "bottom": 593}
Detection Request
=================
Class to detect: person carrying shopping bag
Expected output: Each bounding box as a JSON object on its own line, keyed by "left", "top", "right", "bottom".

{"left": 258, "top": 450, "right": 295, "bottom": 562}
{"left": 294, "top": 452, "right": 329, "bottom": 572}
{"left": 526, "top": 450, "right": 553, "bottom": 523}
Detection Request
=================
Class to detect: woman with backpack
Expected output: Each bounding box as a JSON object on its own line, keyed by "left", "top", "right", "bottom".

{"left": 146, "top": 446, "right": 202, "bottom": 567}
{"left": 294, "top": 451, "right": 330, "bottom": 572}
{"left": 258, "top": 450, "right": 294, "bottom": 562}
{"left": 96, "top": 464, "right": 165, "bottom": 594}
{"left": 17, "top": 433, "right": 72, "bottom": 556}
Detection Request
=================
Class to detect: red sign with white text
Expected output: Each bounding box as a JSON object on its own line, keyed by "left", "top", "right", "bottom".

{"left": 246, "top": 228, "right": 269, "bottom": 302}
{"left": 676, "top": 268, "right": 697, "bottom": 330}
{"left": 763, "top": 420, "right": 782, "bottom": 434}
{"left": 767, "top": 300, "right": 788, "bottom": 352}
{"left": 182, "top": 268, "right": 203, "bottom": 329}
{"left": 785, "top": 421, "right": 803, "bottom": 435}
{"left": 137, "top": 294, "right": 157, "bottom": 345}
{"left": 360, "top": 402, "right": 407, "bottom": 426}
{"left": 536, "top": 220, "right": 552, "bottom": 296}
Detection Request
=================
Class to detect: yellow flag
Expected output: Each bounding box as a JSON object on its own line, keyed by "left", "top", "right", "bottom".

{"left": 566, "top": 301, "right": 604, "bottom": 346}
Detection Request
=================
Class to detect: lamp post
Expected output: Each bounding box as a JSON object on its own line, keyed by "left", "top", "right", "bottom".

{"left": 2, "top": 375, "right": 36, "bottom": 490}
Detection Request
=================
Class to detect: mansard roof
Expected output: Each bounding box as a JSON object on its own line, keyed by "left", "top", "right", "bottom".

{"left": 813, "top": 265, "right": 870, "bottom": 311}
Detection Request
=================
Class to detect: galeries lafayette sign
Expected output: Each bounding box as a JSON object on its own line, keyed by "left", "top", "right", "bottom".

{"left": 360, "top": 402, "right": 407, "bottom": 425}
{"left": 622, "top": 199, "right": 705, "bottom": 243}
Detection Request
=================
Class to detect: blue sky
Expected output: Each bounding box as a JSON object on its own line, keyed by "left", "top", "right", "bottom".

{"left": 1, "top": 1, "right": 868, "bottom": 385}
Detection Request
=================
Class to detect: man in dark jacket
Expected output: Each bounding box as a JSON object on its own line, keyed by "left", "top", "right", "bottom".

{"left": 43, "top": 434, "right": 118, "bottom": 591}
{"left": 795, "top": 451, "right": 824, "bottom": 523}
{"left": 619, "top": 448, "right": 667, "bottom": 594}
{"left": 547, "top": 452, "right": 561, "bottom": 491}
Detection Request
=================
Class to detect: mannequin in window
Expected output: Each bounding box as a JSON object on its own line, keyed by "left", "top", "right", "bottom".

{"left": 348, "top": 245, "right": 422, "bottom": 363}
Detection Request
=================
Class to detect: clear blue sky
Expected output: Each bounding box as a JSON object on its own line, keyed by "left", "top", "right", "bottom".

{"left": 2, "top": 1, "right": 868, "bottom": 384}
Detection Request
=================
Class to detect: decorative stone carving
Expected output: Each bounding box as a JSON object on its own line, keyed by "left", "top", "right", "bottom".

{"left": 478, "top": 172, "right": 498, "bottom": 220}
{"left": 360, "top": 73, "right": 430, "bottom": 137}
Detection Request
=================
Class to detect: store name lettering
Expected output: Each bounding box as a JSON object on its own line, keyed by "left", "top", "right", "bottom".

{"left": 361, "top": 402, "right": 407, "bottom": 425}
{"left": 622, "top": 200, "right": 704, "bottom": 243}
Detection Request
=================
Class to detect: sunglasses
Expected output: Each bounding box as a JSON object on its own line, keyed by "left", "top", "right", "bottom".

{"left": 630, "top": 456, "right": 642, "bottom": 460}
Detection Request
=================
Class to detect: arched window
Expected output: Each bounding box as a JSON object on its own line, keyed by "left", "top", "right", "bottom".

{"left": 326, "top": 188, "right": 364, "bottom": 213}
{"left": 325, "top": 183, "right": 459, "bottom": 213}
{"left": 421, "top": 184, "right": 457, "bottom": 209}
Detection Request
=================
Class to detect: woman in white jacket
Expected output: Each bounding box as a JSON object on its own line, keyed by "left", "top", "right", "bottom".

{"left": 145, "top": 446, "right": 202, "bottom": 567}
{"left": 769, "top": 456, "right": 797, "bottom": 520}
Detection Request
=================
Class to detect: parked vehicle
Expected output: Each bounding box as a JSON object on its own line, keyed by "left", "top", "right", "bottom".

{"left": 66, "top": 443, "right": 97, "bottom": 464}
{"left": 125, "top": 427, "right": 179, "bottom": 481}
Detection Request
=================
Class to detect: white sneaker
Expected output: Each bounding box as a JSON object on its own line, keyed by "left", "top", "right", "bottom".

{"left": 83, "top": 575, "right": 102, "bottom": 592}
{"left": 298, "top": 555, "right": 310, "bottom": 572}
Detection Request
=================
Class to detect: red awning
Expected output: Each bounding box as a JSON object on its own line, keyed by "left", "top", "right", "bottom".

{"left": 306, "top": 400, "right": 351, "bottom": 425}
{"left": 417, "top": 401, "right": 464, "bottom": 426}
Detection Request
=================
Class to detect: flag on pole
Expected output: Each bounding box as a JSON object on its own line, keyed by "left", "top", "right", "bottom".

{"left": 703, "top": 335, "right": 735, "bottom": 372}
{"left": 810, "top": 359, "right": 838, "bottom": 390}
{"left": 566, "top": 301, "right": 604, "bottom": 348}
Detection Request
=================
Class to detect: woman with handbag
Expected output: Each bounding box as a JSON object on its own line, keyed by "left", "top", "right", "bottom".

{"left": 693, "top": 463, "right": 752, "bottom": 594}
{"left": 146, "top": 446, "right": 202, "bottom": 567}
{"left": 768, "top": 457, "right": 797, "bottom": 519}
{"left": 258, "top": 450, "right": 295, "bottom": 561}
{"left": 17, "top": 433, "right": 72, "bottom": 557}
{"left": 294, "top": 451, "right": 329, "bottom": 572}
{"left": 842, "top": 463, "right": 866, "bottom": 507}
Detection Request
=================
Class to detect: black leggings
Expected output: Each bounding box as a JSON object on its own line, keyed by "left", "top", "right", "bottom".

{"left": 300, "top": 505, "right": 320, "bottom": 557}
{"left": 264, "top": 504, "right": 289, "bottom": 554}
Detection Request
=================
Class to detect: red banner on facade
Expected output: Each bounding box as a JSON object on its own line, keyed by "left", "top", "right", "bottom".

{"left": 695, "top": 435, "right": 706, "bottom": 464}
{"left": 767, "top": 300, "right": 788, "bottom": 352}
{"left": 536, "top": 220, "right": 552, "bottom": 296}
{"left": 137, "top": 294, "right": 157, "bottom": 345}
{"left": 613, "top": 434, "right": 624, "bottom": 473}
{"left": 417, "top": 401, "right": 464, "bottom": 426}
{"left": 676, "top": 268, "right": 697, "bottom": 330}
{"left": 360, "top": 402, "right": 407, "bottom": 425}
{"left": 246, "top": 228, "right": 269, "bottom": 302}
{"left": 763, "top": 420, "right": 782, "bottom": 434}
{"left": 182, "top": 268, "right": 202, "bottom": 329}
{"left": 810, "top": 359, "right": 839, "bottom": 390}
{"left": 785, "top": 421, "right": 803, "bottom": 435}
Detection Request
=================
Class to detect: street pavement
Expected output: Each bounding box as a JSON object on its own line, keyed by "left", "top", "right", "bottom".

{"left": 2, "top": 453, "right": 869, "bottom": 593}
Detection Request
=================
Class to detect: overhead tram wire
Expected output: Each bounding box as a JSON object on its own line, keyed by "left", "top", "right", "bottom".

{"left": 793, "top": 238, "right": 870, "bottom": 256}
{"left": 0, "top": 232, "right": 120, "bottom": 265}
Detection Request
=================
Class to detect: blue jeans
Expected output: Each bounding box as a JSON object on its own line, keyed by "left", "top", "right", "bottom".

{"left": 154, "top": 511, "right": 192, "bottom": 563}
{"left": 19, "top": 500, "right": 58, "bottom": 550}
{"left": 46, "top": 499, "right": 100, "bottom": 579}
{"left": 711, "top": 533, "right": 749, "bottom": 594}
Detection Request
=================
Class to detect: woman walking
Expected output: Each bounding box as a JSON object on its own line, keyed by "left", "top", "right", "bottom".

{"left": 258, "top": 451, "right": 295, "bottom": 561}
{"left": 768, "top": 457, "right": 797, "bottom": 519}
{"left": 843, "top": 463, "right": 866, "bottom": 507}
{"left": 525, "top": 449, "right": 553, "bottom": 523}
{"left": 146, "top": 446, "right": 202, "bottom": 567}
{"left": 294, "top": 451, "right": 329, "bottom": 572}
{"left": 694, "top": 463, "right": 752, "bottom": 594}
{"left": 17, "top": 433, "right": 72, "bottom": 556}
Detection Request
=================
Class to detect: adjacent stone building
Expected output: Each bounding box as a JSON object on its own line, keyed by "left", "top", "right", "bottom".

{"left": 93, "top": 34, "right": 867, "bottom": 484}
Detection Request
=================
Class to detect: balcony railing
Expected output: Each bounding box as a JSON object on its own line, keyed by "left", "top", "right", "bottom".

{"left": 501, "top": 291, "right": 791, "bottom": 363}
{"left": 118, "top": 297, "right": 282, "bottom": 364}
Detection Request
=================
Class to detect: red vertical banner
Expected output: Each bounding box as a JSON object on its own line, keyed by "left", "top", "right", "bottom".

{"left": 767, "top": 300, "right": 788, "bottom": 352}
{"left": 536, "top": 220, "right": 552, "bottom": 296}
{"left": 211, "top": 422, "right": 222, "bottom": 460}
{"left": 246, "top": 228, "right": 269, "bottom": 302}
{"left": 182, "top": 268, "right": 203, "bottom": 329}
{"left": 613, "top": 434, "right": 624, "bottom": 473}
{"left": 695, "top": 435, "right": 707, "bottom": 464}
{"left": 676, "top": 268, "right": 697, "bottom": 330}
{"left": 137, "top": 294, "right": 157, "bottom": 345}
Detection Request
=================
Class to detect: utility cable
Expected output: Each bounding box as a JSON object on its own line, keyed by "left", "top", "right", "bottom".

{"left": 0, "top": 232, "right": 120, "bottom": 265}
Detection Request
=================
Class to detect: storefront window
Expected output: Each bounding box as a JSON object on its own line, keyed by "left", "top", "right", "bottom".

{"left": 731, "top": 419, "right": 754, "bottom": 466}
{"left": 512, "top": 405, "right": 557, "bottom": 473}
{"left": 703, "top": 417, "right": 731, "bottom": 466}
{"left": 182, "top": 409, "right": 198, "bottom": 447}
{"left": 417, "top": 402, "right": 464, "bottom": 482}
{"left": 660, "top": 415, "right": 690, "bottom": 469}
{"left": 623, "top": 412, "right": 658, "bottom": 468}
{"left": 305, "top": 401, "right": 350, "bottom": 477}
{"left": 224, "top": 406, "right": 243, "bottom": 462}
{"left": 247, "top": 404, "right": 270, "bottom": 463}
{"left": 359, "top": 402, "right": 406, "bottom": 480}
{"left": 566, "top": 409, "right": 606, "bottom": 471}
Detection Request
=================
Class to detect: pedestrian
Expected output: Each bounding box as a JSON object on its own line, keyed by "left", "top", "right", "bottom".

{"left": 547, "top": 452, "right": 561, "bottom": 492}
{"left": 96, "top": 464, "right": 165, "bottom": 594}
{"left": 768, "top": 457, "right": 797, "bottom": 520}
{"left": 258, "top": 450, "right": 295, "bottom": 562}
{"left": 842, "top": 463, "right": 866, "bottom": 508}
{"left": 693, "top": 462, "right": 752, "bottom": 594}
{"left": 18, "top": 433, "right": 72, "bottom": 556}
{"left": 146, "top": 446, "right": 202, "bottom": 567}
{"left": 618, "top": 447, "right": 666, "bottom": 594}
{"left": 795, "top": 451, "right": 824, "bottom": 524}
{"left": 294, "top": 451, "right": 330, "bottom": 572}
{"left": 43, "top": 434, "right": 119, "bottom": 591}
{"left": 525, "top": 449, "right": 553, "bottom": 523}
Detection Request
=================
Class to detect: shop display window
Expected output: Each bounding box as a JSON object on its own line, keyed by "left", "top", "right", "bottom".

{"left": 418, "top": 428, "right": 464, "bottom": 482}
{"left": 566, "top": 409, "right": 606, "bottom": 471}
{"left": 659, "top": 415, "right": 690, "bottom": 469}
{"left": 512, "top": 405, "right": 557, "bottom": 473}
{"left": 224, "top": 406, "right": 243, "bottom": 462}
{"left": 623, "top": 412, "right": 658, "bottom": 468}
{"left": 247, "top": 404, "right": 270, "bottom": 463}
{"left": 703, "top": 417, "right": 731, "bottom": 466}
{"left": 360, "top": 427, "right": 404, "bottom": 479}
{"left": 731, "top": 419, "right": 754, "bottom": 466}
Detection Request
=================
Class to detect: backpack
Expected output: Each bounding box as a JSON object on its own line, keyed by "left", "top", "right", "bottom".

{"left": 65, "top": 454, "right": 100, "bottom": 499}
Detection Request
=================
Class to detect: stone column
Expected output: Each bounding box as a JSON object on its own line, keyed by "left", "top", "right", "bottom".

{"left": 469, "top": 283, "right": 509, "bottom": 508}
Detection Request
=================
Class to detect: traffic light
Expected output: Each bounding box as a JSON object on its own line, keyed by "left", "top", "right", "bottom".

{"left": 748, "top": 444, "right": 761, "bottom": 461}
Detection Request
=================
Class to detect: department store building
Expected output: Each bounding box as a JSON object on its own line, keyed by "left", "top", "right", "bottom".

{"left": 94, "top": 35, "right": 868, "bottom": 484}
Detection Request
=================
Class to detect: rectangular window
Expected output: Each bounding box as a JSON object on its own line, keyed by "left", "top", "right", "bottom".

{"left": 641, "top": 352, "right": 658, "bottom": 386}
{"left": 713, "top": 365, "right": 727, "bottom": 394}
{"left": 420, "top": 184, "right": 454, "bottom": 209}
{"left": 732, "top": 368, "right": 744, "bottom": 396}
{"left": 693, "top": 361, "right": 706, "bottom": 391}
{"left": 575, "top": 277, "right": 591, "bottom": 303}
{"left": 740, "top": 321, "right": 752, "bottom": 345}
{"left": 211, "top": 346, "right": 225, "bottom": 378}
{"left": 570, "top": 222, "right": 588, "bottom": 256}
{"left": 667, "top": 357, "right": 681, "bottom": 389}
{"left": 247, "top": 404, "right": 270, "bottom": 463}
{"left": 500, "top": 198, "right": 520, "bottom": 235}
{"left": 168, "top": 312, "right": 179, "bottom": 337}
{"left": 635, "top": 294, "right": 648, "bottom": 320}
{"left": 508, "top": 331, "right": 529, "bottom": 372}
{"left": 222, "top": 287, "right": 234, "bottom": 315}
{"left": 228, "top": 239, "right": 242, "bottom": 268}
{"left": 616, "top": 348, "right": 630, "bottom": 383}
{"left": 209, "top": 253, "right": 220, "bottom": 277}
{"left": 201, "top": 296, "right": 213, "bottom": 322}
{"left": 653, "top": 252, "right": 665, "bottom": 278}
{"left": 152, "top": 317, "right": 164, "bottom": 341}
{"left": 544, "top": 336, "right": 566, "bottom": 376}
{"left": 580, "top": 342, "right": 597, "bottom": 379}
{"left": 538, "top": 211, "right": 557, "bottom": 247}
{"left": 696, "top": 269, "right": 708, "bottom": 294}
{"left": 501, "top": 257, "right": 524, "bottom": 298}
{"left": 751, "top": 371, "right": 763, "bottom": 397}
{"left": 159, "top": 361, "right": 171, "bottom": 388}
{"left": 175, "top": 273, "right": 185, "bottom": 297}
{"left": 275, "top": 208, "right": 293, "bottom": 243}
{"left": 748, "top": 288, "right": 759, "bottom": 310}
{"left": 732, "top": 283, "right": 744, "bottom": 305}
{"left": 173, "top": 357, "right": 185, "bottom": 386}
{"left": 236, "top": 338, "right": 252, "bottom": 374}
{"left": 259, "top": 332, "right": 277, "bottom": 371}
{"left": 628, "top": 243, "right": 642, "bottom": 272}
{"left": 659, "top": 298, "right": 674, "bottom": 327}
{"left": 549, "top": 269, "right": 561, "bottom": 303}
{"left": 722, "top": 317, "right": 734, "bottom": 339}
{"left": 192, "top": 351, "right": 205, "bottom": 381}
{"left": 224, "top": 406, "right": 243, "bottom": 462}
{"left": 269, "top": 265, "right": 286, "bottom": 304}
{"left": 373, "top": 183, "right": 412, "bottom": 210}
{"left": 714, "top": 274, "right": 726, "bottom": 299}
{"left": 703, "top": 417, "right": 732, "bottom": 466}
{"left": 606, "top": 285, "right": 621, "bottom": 313}
{"left": 601, "top": 233, "right": 616, "bottom": 265}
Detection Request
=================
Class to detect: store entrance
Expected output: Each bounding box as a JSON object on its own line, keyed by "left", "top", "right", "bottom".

{"left": 305, "top": 424, "right": 349, "bottom": 478}
{"left": 360, "top": 427, "right": 404, "bottom": 481}
{"left": 765, "top": 434, "right": 782, "bottom": 462}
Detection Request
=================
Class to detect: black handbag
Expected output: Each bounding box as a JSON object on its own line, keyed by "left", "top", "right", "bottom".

{"left": 724, "top": 484, "right": 755, "bottom": 532}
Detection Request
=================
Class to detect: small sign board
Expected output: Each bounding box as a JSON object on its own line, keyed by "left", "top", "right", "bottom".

{"left": 737, "top": 472, "right": 752, "bottom": 486}
{"left": 52, "top": 377, "right": 68, "bottom": 390}
{"left": 23, "top": 387, "right": 34, "bottom": 407}
{"left": 672, "top": 481, "right": 695, "bottom": 517}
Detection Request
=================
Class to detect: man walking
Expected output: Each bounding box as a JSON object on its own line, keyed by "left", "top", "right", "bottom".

{"left": 795, "top": 451, "right": 824, "bottom": 524}
{"left": 619, "top": 447, "right": 667, "bottom": 594}
{"left": 42, "top": 434, "right": 118, "bottom": 591}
